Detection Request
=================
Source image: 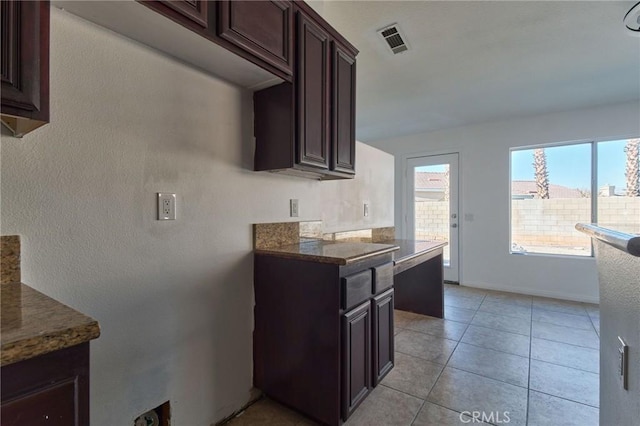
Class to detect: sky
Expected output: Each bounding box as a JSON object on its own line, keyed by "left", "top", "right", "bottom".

{"left": 511, "top": 139, "right": 631, "bottom": 191}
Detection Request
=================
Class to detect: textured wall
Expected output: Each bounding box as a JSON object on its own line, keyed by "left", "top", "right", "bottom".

{"left": 369, "top": 101, "right": 640, "bottom": 302}
{"left": 594, "top": 239, "right": 640, "bottom": 425}
{"left": 0, "top": 8, "right": 393, "bottom": 426}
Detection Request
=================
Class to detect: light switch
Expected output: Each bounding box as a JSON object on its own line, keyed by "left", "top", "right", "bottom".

{"left": 290, "top": 199, "right": 299, "bottom": 217}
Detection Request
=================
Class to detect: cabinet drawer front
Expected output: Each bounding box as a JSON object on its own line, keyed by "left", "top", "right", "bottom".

{"left": 342, "top": 269, "right": 372, "bottom": 310}
{"left": 373, "top": 262, "right": 394, "bottom": 294}
{"left": 1, "top": 380, "right": 76, "bottom": 426}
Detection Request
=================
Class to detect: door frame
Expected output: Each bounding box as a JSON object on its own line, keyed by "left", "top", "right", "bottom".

{"left": 401, "top": 151, "right": 461, "bottom": 283}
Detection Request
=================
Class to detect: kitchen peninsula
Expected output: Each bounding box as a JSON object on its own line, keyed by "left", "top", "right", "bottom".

{"left": 1, "top": 236, "right": 101, "bottom": 426}
{"left": 252, "top": 222, "right": 446, "bottom": 425}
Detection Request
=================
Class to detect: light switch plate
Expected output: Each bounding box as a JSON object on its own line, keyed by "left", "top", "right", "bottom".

{"left": 157, "top": 193, "right": 176, "bottom": 220}
{"left": 363, "top": 203, "right": 369, "bottom": 217}
{"left": 290, "top": 199, "right": 299, "bottom": 217}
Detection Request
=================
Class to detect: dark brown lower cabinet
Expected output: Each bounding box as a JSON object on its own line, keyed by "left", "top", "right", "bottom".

{"left": 373, "top": 289, "right": 394, "bottom": 385}
{"left": 341, "top": 301, "right": 371, "bottom": 420}
{"left": 254, "top": 253, "right": 395, "bottom": 425}
{"left": 1, "top": 343, "right": 90, "bottom": 426}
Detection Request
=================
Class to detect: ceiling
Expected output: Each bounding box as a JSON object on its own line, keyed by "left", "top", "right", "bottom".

{"left": 320, "top": 1, "right": 640, "bottom": 143}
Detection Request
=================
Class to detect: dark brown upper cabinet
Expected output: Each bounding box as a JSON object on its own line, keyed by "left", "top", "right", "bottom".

{"left": 253, "top": 3, "right": 358, "bottom": 180}
{"left": 218, "top": 0, "right": 293, "bottom": 76}
{"left": 332, "top": 41, "right": 356, "bottom": 174}
{"left": 296, "top": 11, "right": 330, "bottom": 170}
{"left": 1, "top": 0, "right": 50, "bottom": 138}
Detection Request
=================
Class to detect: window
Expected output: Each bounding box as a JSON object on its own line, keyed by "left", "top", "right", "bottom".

{"left": 510, "top": 138, "right": 640, "bottom": 257}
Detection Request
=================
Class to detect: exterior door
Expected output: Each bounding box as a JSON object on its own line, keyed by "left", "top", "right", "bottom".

{"left": 406, "top": 153, "right": 460, "bottom": 282}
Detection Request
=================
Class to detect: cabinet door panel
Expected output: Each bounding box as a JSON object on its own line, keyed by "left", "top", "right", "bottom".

{"left": 219, "top": 1, "right": 292, "bottom": 75}
{"left": 373, "top": 289, "right": 394, "bottom": 385}
{"left": 342, "top": 301, "right": 371, "bottom": 420}
{"left": 331, "top": 42, "right": 356, "bottom": 174}
{"left": 1, "top": 0, "right": 49, "bottom": 124}
{"left": 296, "top": 12, "right": 330, "bottom": 170}
{"left": 161, "top": 0, "right": 208, "bottom": 28}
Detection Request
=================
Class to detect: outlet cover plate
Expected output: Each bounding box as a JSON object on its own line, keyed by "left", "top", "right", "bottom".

{"left": 158, "top": 193, "right": 176, "bottom": 220}
{"left": 290, "top": 199, "right": 299, "bottom": 217}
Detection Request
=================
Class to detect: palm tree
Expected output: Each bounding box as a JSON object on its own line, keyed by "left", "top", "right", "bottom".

{"left": 533, "top": 148, "right": 550, "bottom": 199}
{"left": 624, "top": 139, "right": 640, "bottom": 197}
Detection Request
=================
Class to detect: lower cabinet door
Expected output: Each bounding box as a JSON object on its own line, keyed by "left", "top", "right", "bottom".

{"left": 341, "top": 300, "right": 372, "bottom": 420}
{"left": 372, "top": 288, "right": 394, "bottom": 385}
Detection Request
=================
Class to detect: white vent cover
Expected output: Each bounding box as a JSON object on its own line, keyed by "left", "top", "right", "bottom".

{"left": 377, "top": 24, "right": 409, "bottom": 54}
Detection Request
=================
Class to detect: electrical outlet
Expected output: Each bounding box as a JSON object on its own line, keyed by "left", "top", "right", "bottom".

{"left": 157, "top": 193, "right": 176, "bottom": 220}
{"left": 290, "top": 199, "right": 299, "bottom": 217}
{"left": 363, "top": 203, "right": 369, "bottom": 217}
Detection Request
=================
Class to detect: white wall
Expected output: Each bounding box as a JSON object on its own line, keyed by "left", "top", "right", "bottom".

{"left": 0, "top": 9, "right": 393, "bottom": 426}
{"left": 368, "top": 101, "right": 640, "bottom": 303}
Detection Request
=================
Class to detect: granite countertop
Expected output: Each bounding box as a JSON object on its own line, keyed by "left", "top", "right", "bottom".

{"left": 255, "top": 240, "right": 399, "bottom": 265}
{"left": 1, "top": 282, "right": 101, "bottom": 366}
{"left": 377, "top": 239, "right": 448, "bottom": 265}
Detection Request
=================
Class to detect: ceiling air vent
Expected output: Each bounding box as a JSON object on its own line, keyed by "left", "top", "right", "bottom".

{"left": 378, "top": 24, "right": 409, "bottom": 55}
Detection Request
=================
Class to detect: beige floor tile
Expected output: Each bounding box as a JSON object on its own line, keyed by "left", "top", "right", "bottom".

{"left": 532, "top": 297, "right": 588, "bottom": 316}
{"left": 412, "top": 401, "right": 484, "bottom": 426}
{"left": 461, "top": 325, "right": 530, "bottom": 357}
{"left": 527, "top": 391, "right": 599, "bottom": 426}
{"left": 531, "top": 321, "right": 599, "bottom": 349}
{"left": 225, "top": 398, "right": 316, "bottom": 425}
{"left": 530, "top": 360, "right": 599, "bottom": 408}
{"left": 395, "top": 309, "right": 423, "bottom": 329}
{"left": 532, "top": 308, "right": 594, "bottom": 330}
{"left": 395, "top": 329, "right": 458, "bottom": 364}
{"left": 478, "top": 300, "right": 532, "bottom": 320}
{"left": 344, "top": 385, "right": 423, "bottom": 426}
{"left": 471, "top": 311, "right": 531, "bottom": 336}
{"left": 483, "top": 292, "right": 532, "bottom": 308}
{"left": 444, "top": 295, "right": 483, "bottom": 310}
{"left": 405, "top": 317, "right": 469, "bottom": 341}
{"left": 443, "top": 306, "right": 477, "bottom": 324}
{"left": 531, "top": 338, "right": 599, "bottom": 373}
{"left": 447, "top": 342, "right": 529, "bottom": 387}
{"left": 381, "top": 352, "right": 444, "bottom": 399}
{"left": 444, "top": 285, "right": 487, "bottom": 301}
{"left": 427, "top": 367, "right": 528, "bottom": 426}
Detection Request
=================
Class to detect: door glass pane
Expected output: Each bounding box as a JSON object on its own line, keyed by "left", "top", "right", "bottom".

{"left": 414, "top": 164, "right": 450, "bottom": 265}
{"left": 597, "top": 138, "right": 640, "bottom": 234}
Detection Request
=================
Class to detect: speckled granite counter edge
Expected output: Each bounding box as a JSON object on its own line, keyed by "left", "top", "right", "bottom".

{"left": 1, "top": 317, "right": 101, "bottom": 366}
{"left": 255, "top": 245, "right": 399, "bottom": 266}
{"left": 1, "top": 282, "right": 101, "bottom": 366}
{"left": 1, "top": 235, "right": 21, "bottom": 285}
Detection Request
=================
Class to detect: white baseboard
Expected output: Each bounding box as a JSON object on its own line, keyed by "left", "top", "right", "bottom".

{"left": 459, "top": 281, "right": 599, "bottom": 304}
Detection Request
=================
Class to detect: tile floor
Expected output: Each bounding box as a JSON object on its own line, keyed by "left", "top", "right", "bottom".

{"left": 226, "top": 284, "right": 601, "bottom": 426}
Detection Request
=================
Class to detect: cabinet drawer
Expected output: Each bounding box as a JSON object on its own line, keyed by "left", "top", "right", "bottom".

{"left": 341, "top": 270, "right": 372, "bottom": 310}
{"left": 373, "top": 263, "right": 393, "bottom": 294}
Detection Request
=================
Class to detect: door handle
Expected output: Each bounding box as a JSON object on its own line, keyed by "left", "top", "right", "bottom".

{"left": 451, "top": 223, "right": 458, "bottom": 228}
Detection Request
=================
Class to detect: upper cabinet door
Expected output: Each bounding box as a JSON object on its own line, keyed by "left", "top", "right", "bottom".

{"left": 331, "top": 42, "right": 356, "bottom": 174}
{"left": 1, "top": 0, "right": 50, "bottom": 137}
{"left": 218, "top": 1, "right": 293, "bottom": 75}
{"left": 161, "top": 0, "right": 208, "bottom": 28}
{"left": 296, "top": 12, "right": 330, "bottom": 170}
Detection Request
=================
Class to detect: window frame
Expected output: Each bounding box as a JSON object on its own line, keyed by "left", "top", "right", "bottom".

{"left": 508, "top": 138, "right": 610, "bottom": 259}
